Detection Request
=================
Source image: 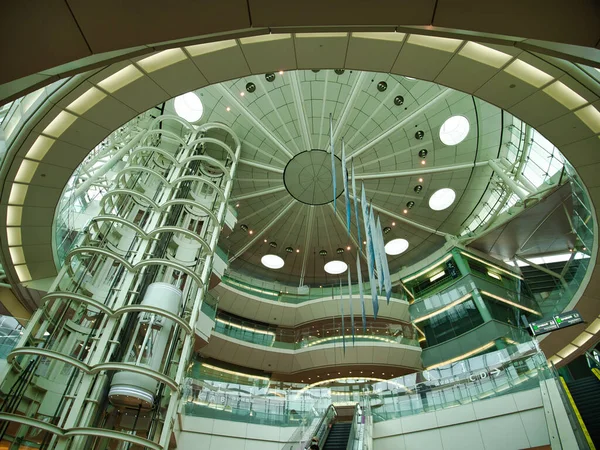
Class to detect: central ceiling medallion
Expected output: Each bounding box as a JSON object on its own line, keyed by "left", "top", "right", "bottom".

{"left": 283, "top": 150, "right": 344, "bottom": 205}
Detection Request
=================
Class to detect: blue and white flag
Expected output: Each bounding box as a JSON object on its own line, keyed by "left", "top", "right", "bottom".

{"left": 370, "top": 205, "right": 384, "bottom": 294}
{"left": 356, "top": 253, "right": 367, "bottom": 333}
{"left": 342, "top": 139, "right": 351, "bottom": 235}
{"left": 351, "top": 161, "right": 361, "bottom": 246}
{"left": 377, "top": 215, "right": 393, "bottom": 303}
{"left": 361, "top": 184, "right": 379, "bottom": 319}
{"left": 348, "top": 267, "right": 355, "bottom": 345}
{"left": 330, "top": 113, "right": 336, "bottom": 211}
{"left": 340, "top": 279, "right": 345, "bottom": 354}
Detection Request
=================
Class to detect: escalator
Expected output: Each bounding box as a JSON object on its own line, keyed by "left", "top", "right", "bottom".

{"left": 323, "top": 422, "right": 352, "bottom": 450}
{"left": 566, "top": 375, "right": 600, "bottom": 447}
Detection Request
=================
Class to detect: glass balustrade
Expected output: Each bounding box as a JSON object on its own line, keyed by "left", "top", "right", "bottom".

{"left": 212, "top": 311, "right": 418, "bottom": 350}
{"left": 0, "top": 316, "right": 25, "bottom": 359}
{"left": 182, "top": 339, "right": 557, "bottom": 428}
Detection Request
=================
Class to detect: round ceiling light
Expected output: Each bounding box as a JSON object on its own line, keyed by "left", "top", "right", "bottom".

{"left": 439, "top": 115, "right": 470, "bottom": 146}
{"left": 385, "top": 239, "right": 409, "bottom": 256}
{"left": 324, "top": 260, "right": 348, "bottom": 275}
{"left": 173, "top": 92, "right": 204, "bottom": 123}
{"left": 429, "top": 188, "right": 456, "bottom": 211}
{"left": 261, "top": 254, "right": 284, "bottom": 269}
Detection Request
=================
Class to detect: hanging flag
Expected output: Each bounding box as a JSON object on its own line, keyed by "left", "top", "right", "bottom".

{"left": 330, "top": 113, "right": 336, "bottom": 211}
{"left": 351, "top": 161, "right": 361, "bottom": 246}
{"left": 361, "top": 184, "right": 379, "bottom": 320}
{"left": 356, "top": 253, "right": 367, "bottom": 333}
{"left": 370, "top": 205, "right": 384, "bottom": 294}
{"left": 342, "top": 139, "right": 351, "bottom": 235}
{"left": 348, "top": 267, "right": 355, "bottom": 345}
{"left": 377, "top": 215, "right": 393, "bottom": 303}
{"left": 340, "top": 279, "right": 345, "bottom": 355}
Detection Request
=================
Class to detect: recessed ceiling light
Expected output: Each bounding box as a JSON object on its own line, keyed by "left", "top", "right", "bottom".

{"left": 385, "top": 238, "right": 409, "bottom": 255}
{"left": 421, "top": 160, "right": 426, "bottom": 165}
{"left": 346, "top": 246, "right": 351, "bottom": 250}
{"left": 261, "top": 254, "right": 284, "bottom": 269}
{"left": 429, "top": 188, "right": 456, "bottom": 211}
{"left": 324, "top": 260, "right": 348, "bottom": 274}
{"left": 418, "top": 178, "right": 423, "bottom": 182}
{"left": 403, "top": 209, "right": 408, "bottom": 214}
{"left": 392, "top": 222, "right": 396, "bottom": 226}
{"left": 174, "top": 92, "right": 204, "bottom": 123}
{"left": 440, "top": 115, "right": 470, "bottom": 145}
{"left": 226, "top": 107, "right": 231, "bottom": 112}
{"left": 240, "top": 92, "right": 245, "bottom": 97}
{"left": 249, "top": 230, "right": 254, "bottom": 235}
{"left": 296, "top": 249, "right": 300, "bottom": 253}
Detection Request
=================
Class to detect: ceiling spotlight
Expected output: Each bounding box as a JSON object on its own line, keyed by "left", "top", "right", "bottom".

{"left": 269, "top": 241, "right": 277, "bottom": 248}
{"left": 334, "top": 69, "right": 345, "bottom": 75}
{"left": 403, "top": 209, "right": 408, "bottom": 214}
{"left": 264, "top": 239, "right": 267, "bottom": 243}
{"left": 415, "top": 130, "right": 425, "bottom": 140}
{"left": 421, "top": 160, "right": 426, "bottom": 165}
{"left": 265, "top": 73, "right": 276, "bottom": 82}
{"left": 246, "top": 82, "right": 256, "bottom": 93}
{"left": 240, "top": 92, "right": 245, "bottom": 97}
{"left": 312, "top": 69, "right": 321, "bottom": 73}
{"left": 346, "top": 246, "right": 351, "bottom": 250}
{"left": 226, "top": 106, "right": 231, "bottom": 112}
{"left": 279, "top": 70, "right": 284, "bottom": 75}
{"left": 249, "top": 230, "right": 254, "bottom": 235}
{"left": 286, "top": 246, "right": 294, "bottom": 253}
{"left": 236, "top": 203, "right": 240, "bottom": 207}
{"left": 336, "top": 247, "right": 345, "bottom": 254}
{"left": 418, "top": 178, "right": 423, "bottom": 183}
{"left": 319, "top": 249, "right": 328, "bottom": 256}
{"left": 363, "top": 241, "right": 367, "bottom": 245}
{"left": 406, "top": 201, "right": 415, "bottom": 209}
{"left": 383, "top": 227, "right": 391, "bottom": 234}
{"left": 394, "top": 95, "right": 404, "bottom": 106}
{"left": 392, "top": 222, "right": 396, "bottom": 226}
{"left": 414, "top": 185, "right": 423, "bottom": 193}
{"left": 240, "top": 224, "right": 248, "bottom": 232}
{"left": 296, "top": 249, "right": 300, "bottom": 253}
{"left": 418, "top": 149, "right": 428, "bottom": 158}
{"left": 377, "top": 81, "right": 388, "bottom": 92}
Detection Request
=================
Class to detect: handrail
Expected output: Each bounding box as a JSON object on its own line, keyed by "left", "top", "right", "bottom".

{"left": 346, "top": 403, "right": 360, "bottom": 450}
{"left": 307, "top": 404, "right": 337, "bottom": 450}
{"left": 559, "top": 377, "right": 595, "bottom": 450}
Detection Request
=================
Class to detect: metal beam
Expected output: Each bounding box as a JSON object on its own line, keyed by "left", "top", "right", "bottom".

{"left": 347, "top": 88, "right": 451, "bottom": 161}
{"left": 331, "top": 72, "right": 368, "bottom": 148}
{"left": 215, "top": 84, "right": 295, "bottom": 159}
{"left": 355, "top": 160, "right": 492, "bottom": 180}
{"left": 351, "top": 194, "right": 451, "bottom": 237}
{"left": 230, "top": 185, "right": 286, "bottom": 202}
{"left": 230, "top": 199, "right": 296, "bottom": 261}
{"left": 238, "top": 158, "right": 284, "bottom": 174}
{"left": 317, "top": 71, "right": 330, "bottom": 149}
{"left": 489, "top": 159, "right": 529, "bottom": 201}
{"left": 515, "top": 255, "right": 569, "bottom": 290}
{"left": 288, "top": 71, "right": 313, "bottom": 151}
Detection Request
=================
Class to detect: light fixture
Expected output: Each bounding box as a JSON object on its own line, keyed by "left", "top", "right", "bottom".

{"left": 249, "top": 230, "right": 254, "bottom": 235}
{"left": 487, "top": 271, "right": 501, "bottom": 280}
{"left": 240, "top": 92, "right": 245, "bottom": 97}
{"left": 418, "top": 149, "right": 428, "bottom": 158}
{"left": 265, "top": 73, "right": 276, "bottom": 82}
{"left": 336, "top": 247, "right": 345, "bottom": 254}
{"left": 383, "top": 227, "right": 391, "bottom": 234}
{"left": 174, "top": 92, "right": 204, "bottom": 123}
{"left": 334, "top": 69, "right": 345, "bottom": 75}
{"left": 418, "top": 178, "right": 423, "bottom": 182}
{"left": 296, "top": 249, "right": 300, "bottom": 253}
{"left": 415, "top": 130, "right": 425, "bottom": 140}
{"left": 286, "top": 247, "right": 294, "bottom": 253}
{"left": 226, "top": 106, "right": 231, "bottom": 112}
{"left": 429, "top": 188, "right": 456, "bottom": 211}
{"left": 324, "top": 260, "right": 348, "bottom": 274}
{"left": 429, "top": 271, "right": 445, "bottom": 282}
{"left": 246, "top": 82, "right": 256, "bottom": 93}
{"left": 421, "top": 160, "right": 426, "bottom": 165}
{"left": 279, "top": 70, "right": 284, "bottom": 75}
{"left": 439, "top": 115, "right": 469, "bottom": 145}
{"left": 377, "top": 81, "right": 387, "bottom": 92}
{"left": 394, "top": 95, "right": 404, "bottom": 106}
{"left": 319, "top": 249, "right": 328, "bottom": 256}
{"left": 385, "top": 238, "right": 409, "bottom": 255}
{"left": 261, "top": 254, "right": 284, "bottom": 269}
{"left": 406, "top": 201, "right": 415, "bottom": 209}
{"left": 414, "top": 185, "right": 422, "bottom": 193}
{"left": 392, "top": 222, "right": 396, "bottom": 226}
{"left": 403, "top": 209, "right": 408, "bottom": 214}
{"left": 346, "top": 246, "right": 351, "bottom": 250}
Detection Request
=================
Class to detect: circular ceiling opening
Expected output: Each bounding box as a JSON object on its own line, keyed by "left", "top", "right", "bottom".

{"left": 261, "top": 254, "right": 284, "bottom": 269}
{"left": 174, "top": 92, "right": 204, "bottom": 123}
{"left": 284, "top": 150, "right": 344, "bottom": 205}
{"left": 324, "top": 260, "right": 348, "bottom": 275}
{"left": 429, "top": 188, "right": 456, "bottom": 211}
{"left": 439, "top": 115, "right": 470, "bottom": 146}
{"left": 385, "top": 238, "right": 409, "bottom": 255}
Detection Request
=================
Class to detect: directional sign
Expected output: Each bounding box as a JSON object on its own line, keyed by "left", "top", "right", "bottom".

{"left": 529, "top": 310, "right": 584, "bottom": 337}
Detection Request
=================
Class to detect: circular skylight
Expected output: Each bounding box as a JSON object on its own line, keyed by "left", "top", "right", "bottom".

{"left": 324, "top": 260, "right": 348, "bottom": 275}
{"left": 385, "top": 238, "right": 409, "bottom": 256}
{"left": 174, "top": 92, "right": 204, "bottom": 123}
{"left": 439, "top": 115, "right": 470, "bottom": 146}
{"left": 261, "top": 254, "right": 284, "bottom": 269}
{"left": 429, "top": 188, "right": 456, "bottom": 211}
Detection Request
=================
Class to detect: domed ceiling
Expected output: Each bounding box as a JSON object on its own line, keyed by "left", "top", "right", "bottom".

{"left": 163, "top": 70, "right": 511, "bottom": 286}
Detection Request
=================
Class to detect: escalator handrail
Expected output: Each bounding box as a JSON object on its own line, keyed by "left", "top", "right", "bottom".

{"left": 305, "top": 404, "right": 337, "bottom": 449}
{"left": 346, "top": 403, "right": 361, "bottom": 450}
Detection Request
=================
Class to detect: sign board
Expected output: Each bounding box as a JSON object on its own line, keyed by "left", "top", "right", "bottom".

{"left": 529, "top": 310, "right": 584, "bottom": 337}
